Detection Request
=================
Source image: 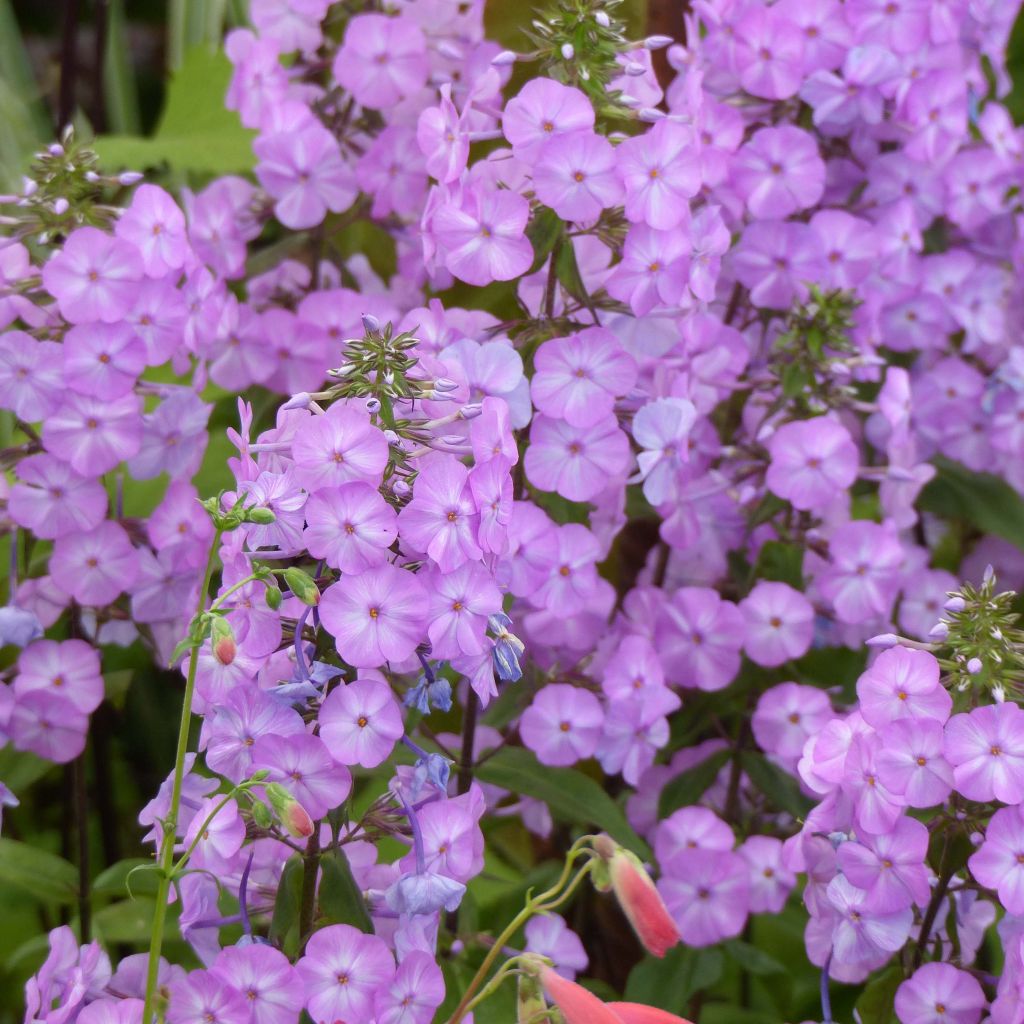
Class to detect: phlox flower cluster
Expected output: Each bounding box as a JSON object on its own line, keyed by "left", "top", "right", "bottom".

{"left": 4, "top": 0, "right": 1024, "bottom": 1020}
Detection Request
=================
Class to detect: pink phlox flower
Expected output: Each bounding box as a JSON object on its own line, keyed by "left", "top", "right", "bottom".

{"left": 944, "top": 702, "right": 1024, "bottom": 805}
{"left": 525, "top": 413, "right": 631, "bottom": 502}
{"left": 115, "top": 184, "right": 189, "bottom": 278}
{"left": 520, "top": 683, "right": 604, "bottom": 766}
{"left": 332, "top": 13, "right": 428, "bottom": 110}
{"left": 501, "top": 78, "right": 595, "bottom": 162}
{"left": 42, "top": 227, "right": 141, "bottom": 324}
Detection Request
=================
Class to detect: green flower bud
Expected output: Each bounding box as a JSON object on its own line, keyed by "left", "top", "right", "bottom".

{"left": 281, "top": 567, "right": 320, "bottom": 606}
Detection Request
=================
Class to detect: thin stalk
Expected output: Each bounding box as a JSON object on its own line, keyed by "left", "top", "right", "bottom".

{"left": 141, "top": 528, "right": 222, "bottom": 1024}
{"left": 446, "top": 846, "right": 594, "bottom": 1024}
{"left": 298, "top": 828, "right": 321, "bottom": 951}
{"left": 73, "top": 754, "right": 90, "bottom": 942}
{"left": 457, "top": 691, "right": 479, "bottom": 795}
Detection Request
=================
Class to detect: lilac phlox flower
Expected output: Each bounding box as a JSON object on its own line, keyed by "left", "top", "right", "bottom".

{"left": 182, "top": 795, "right": 245, "bottom": 874}
{"left": 631, "top": 397, "right": 698, "bottom": 506}
{"left": 968, "top": 803, "right": 1024, "bottom": 915}
{"left": 656, "top": 806, "right": 734, "bottom": 872}
{"left": 597, "top": 687, "right": 679, "bottom": 784}
{"left": 43, "top": 392, "right": 143, "bottom": 477}
{"left": 658, "top": 848, "right": 750, "bottom": 947}
{"left": 432, "top": 186, "right": 534, "bottom": 286}
{"left": 399, "top": 457, "right": 482, "bottom": 572}
{"left": 468, "top": 455, "right": 514, "bottom": 555}
{"left": 252, "top": 732, "right": 352, "bottom": 819}
{"left": 733, "top": 6, "right": 806, "bottom": 100}
{"left": 765, "top": 416, "right": 859, "bottom": 514}
{"left": 201, "top": 686, "right": 305, "bottom": 784}
{"left": 501, "top": 78, "right": 595, "bottom": 162}
{"left": 732, "top": 220, "right": 821, "bottom": 310}
{"left": 525, "top": 413, "right": 630, "bottom": 502}
{"left": 319, "top": 677, "right": 404, "bottom": 768}
{"left": 374, "top": 951, "right": 446, "bottom": 1024}
{"left": 524, "top": 914, "right": 589, "bottom": 980}
{"left": 332, "top": 13, "right": 428, "bottom": 110}
{"left": 212, "top": 944, "right": 304, "bottom": 1024}
{"left": 533, "top": 131, "right": 624, "bottom": 223}
{"left": 836, "top": 817, "right": 931, "bottom": 910}
{"left": 254, "top": 120, "right": 357, "bottom": 230}
{"left": 825, "top": 873, "right": 913, "bottom": 964}
{"left": 236, "top": 470, "right": 307, "bottom": 552}
{"left": 655, "top": 586, "right": 744, "bottom": 691}
{"left": 738, "top": 835, "right": 796, "bottom": 914}
{"left": 739, "top": 581, "right": 815, "bottom": 668}
{"left": 754, "top": 681, "right": 834, "bottom": 773}
{"left": 398, "top": 785, "right": 485, "bottom": 883}
{"left": 606, "top": 223, "right": 690, "bottom": 316}
{"left": 167, "top": 969, "right": 250, "bottom": 1024}
{"left": 51, "top": 522, "right": 139, "bottom": 607}
{"left": 519, "top": 683, "right": 604, "bottom": 767}
{"left": 857, "top": 647, "right": 951, "bottom": 728}
{"left": 23, "top": 926, "right": 112, "bottom": 1024}
{"left": 304, "top": 482, "right": 398, "bottom": 573}
{"left": 944, "top": 702, "right": 1024, "bottom": 804}
{"left": 417, "top": 84, "right": 470, "bottom": 184}
{"left": 0, "top": 332, "right": 64, "bottom": 421}
{"left": 688, "top": 204, "right": 730, "bottom": 302}
{"left": 894, "top": 962, "right": 986, "bottom": 1024}
{"left": 732, "top": 126, "right": 826, "bottom": 219}
{"left": 424, "top": 562, "right": 502, "bottom": 659}
{"left": 616, "top": 119, "right": 701, "bottom": 230}
{"left": 13, "top": 639, "right": 103, "bottom": 715}
{"left": 77, "top": 998, "right": 144, "bottom": 1024}
{"left": 531, "top": 327, "right": 637, "bottom": 428}
{"left": 291, "top": 402, "right": 389, "bottom": 492}
{"left": 115, "top": 184, "right": 189, "bottom": 278}
{"left": 601, "top": 635, "right": 665, "bottom": 700}
{"left": 875, "top": 719, "right": 954, "bottom": 809}
{"left": 814, "top": 520, "right": 904, "bottom": 625}
{"left": 41, "top": 227, "right": 141, "bottom": 324}
{"left": 842, "top": 732, "right": 906, "bottom": 836}
{"left": 8, "top": 454, "right": 107, "bottom": 540}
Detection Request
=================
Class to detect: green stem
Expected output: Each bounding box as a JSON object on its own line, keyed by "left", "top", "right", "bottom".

{"left": 142, "top": 527, "right": 222, "bottom": 1024}
{"left": 168, "top": 790, "right": 239, "bottom": 877}
{"left": 445, "top": 845, "right": 594, "bottom": 1024}
{"left": 209, "top": 572, "right": 260, "bottom": 611}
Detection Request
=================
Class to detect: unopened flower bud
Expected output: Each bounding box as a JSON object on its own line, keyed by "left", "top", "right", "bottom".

{"left": 993, "top": 684, "right": 1007, "bottom": 704}
{"left": 561, "top": 42, "right": 575, "bottom": 60}
{"left": 967, "top": 657, "right": 983, "bottom": 675}
{"left": 365, "top": 397, "right": 382, "bottom": 414}
{"left": 644, "top": 34, "right": 675, "bottom": 49}
{"left": 594, "top": 838, "right": 680, "bottom": 958}
{"left": 265, "top": 782, "right": 315, "bottom": 838}
{"left": 118, "top": 171, "right": 144, "bottom": 185}
{"left": 595, "top": 11, "right": 611, "bottom": 27}
{"left": 211, "top": 617, "right": 237, "bottom": 666}
{"left": 251, "top": 800, "right": 273, "bottom": 829}
{"left": 536, "top": 964, "right": 622, "bottom": 1024}
{"left": 638, "top": 107, "right": 666, "bottom": 122}
{"left": 84, "top": 171, "right": 100, "bottom": 183}
{"left": 623, "top": 61, "right": 647, "bottom": 76}
{"left": 281, "top": 392, "right": 311, "bottom": 411}
{"left": 361, "top": 313, "right": 380, "bottom": 333}
{"left": 517, "top": 974, "right": 546, "bottom": 1024}
{"left": 866, "top": 633, "right": 901, "bottom": 649}
{"left": 928, "top": 622, "right": 949, "bottom": 640}
{"left": 944, "top": 596, "right": 966, "bottom": 612}
{"left": 281, "top": 567, "right": 320, "bottom": 606}
{"left": 53, "top": 198, "right": 69, "bottom": 215}
{"left": 265, "top": 585, "right": 283, "bottom": 610}
{"left": 246, "top": 507, "right": 277, "bottom": 525}
{"left": 434, "top": 377, "right": 458, "bottom": 393}
{"left": 48, "top": 143, "right": 65, "bottom": 157}
{"left": 393, "top": 479, "right": 411, "bottom": 498}
{"left": 491, "top": 49, "right": 518, "bottom": 66}
{"left": 460, "top": 402, "right": 483, "bottom": 420}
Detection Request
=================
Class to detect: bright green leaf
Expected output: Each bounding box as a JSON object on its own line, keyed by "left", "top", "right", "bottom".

{"left": 0, "top": 838, "right": 78, "bottom": 904}
{"left": 94, "top": 48, "right": 255, "bottom": 175}
{"left": 855, "top": 964, "right": 903, "bottom": 1024}
{"left": 625, "top": 946, "right": 723, "bottom": 1010}
{"left": 318, "top": 853, "right": 373, "bottom": 934}
{"left": 474, "top": 747, "right": 649, "bottom": 858}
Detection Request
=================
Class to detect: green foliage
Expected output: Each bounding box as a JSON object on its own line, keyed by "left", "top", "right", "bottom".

{"left": 269, "top": 856, "right": 304, "bottom": 957}
{"left": 474, "top": 746, "right": 650, "bottom": 857}
{"left": 658, "top": 749, "right": 731, "bottom": 817}
{"left": 0, "top": 838, "right": 79, "bottom": 904}
{"left": 94, "top": 48, "right": 255, "bottom": 175}
{"left": 318, "top": 853, "right": 373, "bottom": 933}
{"left": 856, "top": 963, "right": 903, "bottom": 1024}
{"left": 625, "top": 945, "right": 724, "bottom": 1011}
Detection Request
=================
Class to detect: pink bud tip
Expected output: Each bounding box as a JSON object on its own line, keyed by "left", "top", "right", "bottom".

{"left": 284, "top": 801, "right": 314, "bottom": 839}
{"left": 608, "top": 1003, "right": 695, "bottom": 1024}
{"left": 609, "top": 851, "right": 680, "bottom": 958}
{"left": 214, "top": 636, "right": 237, "bottom": 666}
{"left": 540, "top": 967, "right": 623, "bottom": 1024}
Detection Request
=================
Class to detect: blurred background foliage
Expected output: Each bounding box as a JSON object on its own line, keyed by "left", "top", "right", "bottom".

{"left": 1, "top": 2, "right": 1023, "bottom": 1022}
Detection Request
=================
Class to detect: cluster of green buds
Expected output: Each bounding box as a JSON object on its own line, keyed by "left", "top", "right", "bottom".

{"left": 503, "top": 0, "right": 669, "bottom": 117}
{"left": 933, "top": 568, "right": 1024, "bottom": 702}
{"left": 769, "top": 285, "right": 861, "bottom": 412}
{"left": 327, "top": 314, "right": 424, "bottom": 412}
{"left": 0, "top": 126, "right": 140, "bottom": 242}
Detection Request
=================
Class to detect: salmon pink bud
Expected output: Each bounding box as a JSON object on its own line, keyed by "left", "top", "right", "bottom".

{"left": 539, "top": 965, "right": 622, "bottom": 1024}
{"left": 265, "top": 782, "right": 315, "bottom": 838}
{"left": 600, "top": 841, "right": 680, "bottom": 958}
{"left": 608, "top": 1004, "right": 695, "bottom": 1024}
{"left": 211, "top": 617, "right": 237, "bottom": 666}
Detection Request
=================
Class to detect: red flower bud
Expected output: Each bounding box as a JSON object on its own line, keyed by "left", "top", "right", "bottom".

{"left": 608, "top": 1003, "right": 695, "bottom": 1024}
{"left": 211, "top": 617, "right": 236, "bottom": 666}
{"left": 265, "top": 782, "right": 315, "bottom": 838}
{"left": 539, "top": 966, "right": 622, "bottom": 1024}
{"left": 606, "top": 847, "right": 680, "bottom": 958}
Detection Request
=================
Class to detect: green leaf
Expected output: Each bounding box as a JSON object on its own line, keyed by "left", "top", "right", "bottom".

{"left": 93, "top": 898, "right": 169, "bottom": 944}
{"left": 92, "top": 857, "right": 161, "bottom": 897}
{"left": 94, "top": 48, "right": 255, "bottom": 175}
{"left": 526, "top": 206, "right": 563, "bottom": 274}
{"left": 554, "top": 238, "right": 593, "bottom": 310}
{"left": 919, "top": 456, "right": 1024, "bottom": 552}
{"left": 269, "top": 856, "right": 304, "bottom": 956}
{"left": 752, "top": 540, "right": 804, "bottom": 588}
{"left": 740, "top": 751, "right": 811, "bottom": 820}
{"left": 855, "top": 964, "right": 903, "bottom": 1024}
{"left": 318, "top": 853, "right": 373, "bottom": 934}
{"left": 724, "top": 938, "right": 786, "bottom": 976}
{"left": 474, "top": 747, "right": 650, "bottom": 858}
{"left": 658, "top": 749, "right": 731, "bottom": 818}
{"left": 625, "top": 946, "right": 723, "bottom": 1010}
{"left": 0, "top": 838, "right": 78, "bottom": 903}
